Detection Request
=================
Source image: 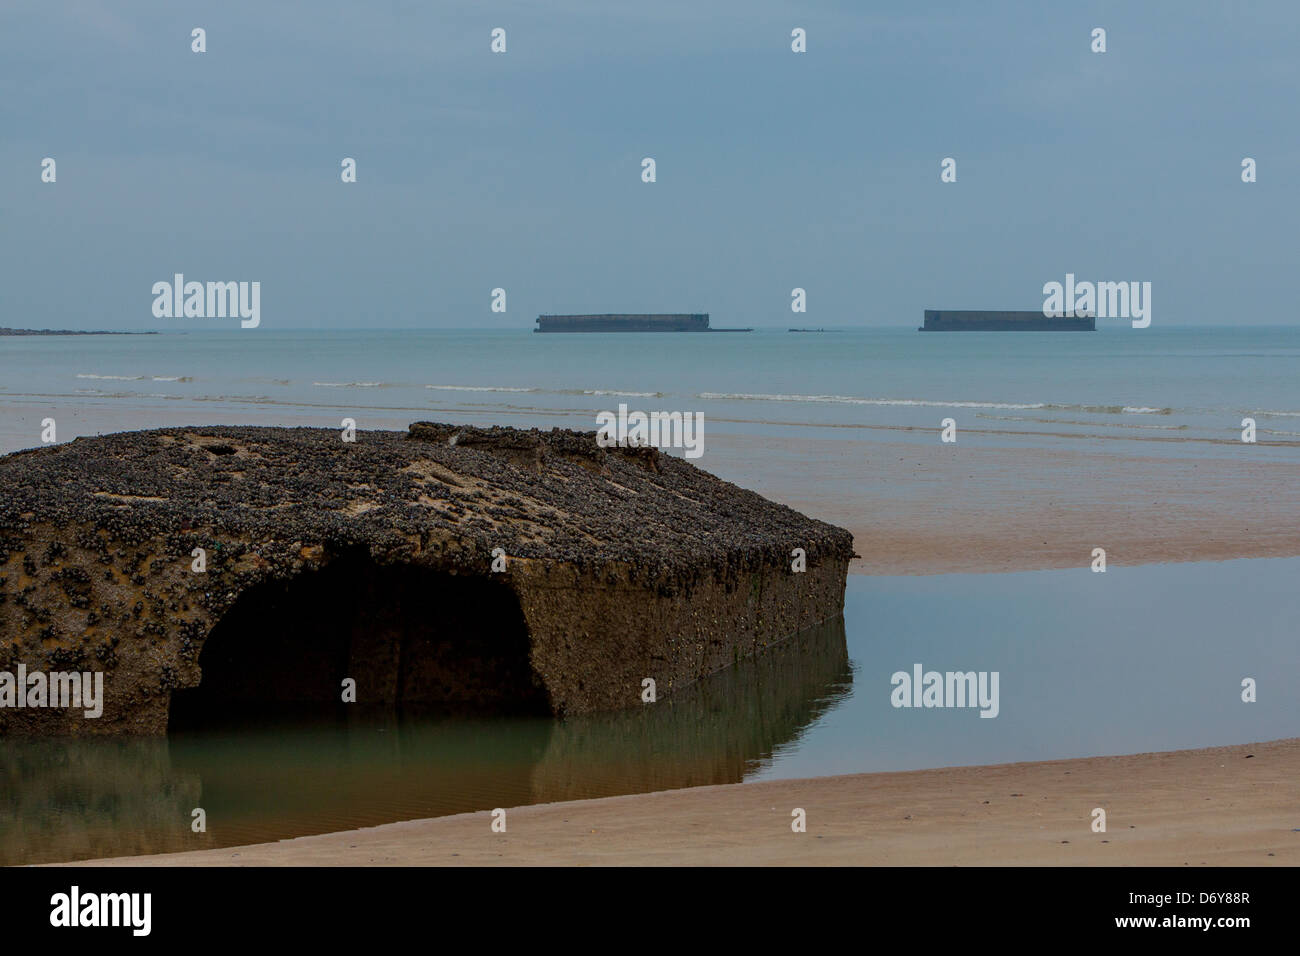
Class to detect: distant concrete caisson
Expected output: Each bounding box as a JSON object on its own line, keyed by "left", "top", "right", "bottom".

{"left": 919, "top": 310, "right": 1096, "bottom": 331}
{"left": 535, "top": 314, "right": 752, "bottom": 332}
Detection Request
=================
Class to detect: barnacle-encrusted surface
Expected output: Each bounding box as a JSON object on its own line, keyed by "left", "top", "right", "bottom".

{"left": 0, "top": 423, "right": 853, "bottom": 734}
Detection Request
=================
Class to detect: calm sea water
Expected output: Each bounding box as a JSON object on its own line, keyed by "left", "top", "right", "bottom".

{"left": 3, "top": 557, "right": 1296, "bottom": 865}
{"left": 2, "top": 326, "right": 1299, "bottom": 456}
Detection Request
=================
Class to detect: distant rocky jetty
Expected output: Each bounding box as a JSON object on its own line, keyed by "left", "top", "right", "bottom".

{"left": 0, "top": 328, "right": 156, "bottom": 336}
{"left": 0, "top": 423, "right": 852, "bottom": 735}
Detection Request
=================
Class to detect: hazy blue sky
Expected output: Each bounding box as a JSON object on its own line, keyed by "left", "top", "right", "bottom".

{"left": 2, "top": 0, "right": 1297, "bottom": 329}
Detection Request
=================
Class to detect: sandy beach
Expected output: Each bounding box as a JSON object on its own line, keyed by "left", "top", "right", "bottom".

{"left": 70, "top": 737, "right": 1298, "bottom": 866}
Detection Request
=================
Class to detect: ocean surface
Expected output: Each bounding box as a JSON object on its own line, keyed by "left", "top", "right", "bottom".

{"left": 3, "top": 557, "right": 1296, "bottom": 865}
{"left": 2, "top": 326, "right": 1299, "bottom": 456}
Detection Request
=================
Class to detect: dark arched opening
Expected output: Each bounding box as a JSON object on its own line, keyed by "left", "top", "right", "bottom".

{"left": 167, "top": 553, "right": 550, "bottom": 732}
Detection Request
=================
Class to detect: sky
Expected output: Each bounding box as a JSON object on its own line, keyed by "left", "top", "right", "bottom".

{"left": 1, "top": 0, "right": 1297, "bottom": 330}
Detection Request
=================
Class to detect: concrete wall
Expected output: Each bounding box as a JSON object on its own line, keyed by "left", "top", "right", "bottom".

{"left": 1, "top": 521, "right": 847, "bottom": 735}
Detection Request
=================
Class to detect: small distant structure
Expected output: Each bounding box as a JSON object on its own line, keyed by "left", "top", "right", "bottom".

{"left": 535, "top": 313, "right": 751, "bottom": 333}
{"left": 920, "top": 310, "right": 1095, "bottom": 331}
{"left": 0, "top": 328, "right": 155, "bottom": 336}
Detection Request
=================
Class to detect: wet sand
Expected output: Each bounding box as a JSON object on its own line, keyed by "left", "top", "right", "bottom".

{"left": 73, "top": 738, "right": 1299, "bottom": 866}
{"left": 703, "top": 433, "right": 1300, "bottom": 575}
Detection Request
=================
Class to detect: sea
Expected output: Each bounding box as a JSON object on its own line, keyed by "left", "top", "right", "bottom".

{"left": 2, "top": 325, "right": 1300, "bottom": 457}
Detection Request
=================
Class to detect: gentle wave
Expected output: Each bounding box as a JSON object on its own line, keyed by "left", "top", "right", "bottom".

{"left": 696, "top": 392, "right": 1178, "bottom": 415}
{"left": 425, "top": 384, "right": 536, "bottom": 393}
{"left": 978, "top": 413, "right": 1187, "bottom": 430}
{"left": 76, "top": 374, "right": 192, "bottom": 383}
{"left": 1044, "top": 403, "right": 1172, "bottom": 415}
{"left": 65, "top": 376, "right": 1192, "bottom": 420}
{"left": 698, "top": 392, "right": 1045, "bottom": 409}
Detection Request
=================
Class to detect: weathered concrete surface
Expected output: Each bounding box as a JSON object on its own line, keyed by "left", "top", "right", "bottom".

{"left": 0, "top": 423, "right": 853, "bottom": 735}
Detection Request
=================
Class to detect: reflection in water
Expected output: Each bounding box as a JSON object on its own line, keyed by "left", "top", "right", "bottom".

{"left": 0, "top": 739, "right": 206, "bottom": 865}
{"left": 0, "top": 617, "right": 850, "bottom": 865}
